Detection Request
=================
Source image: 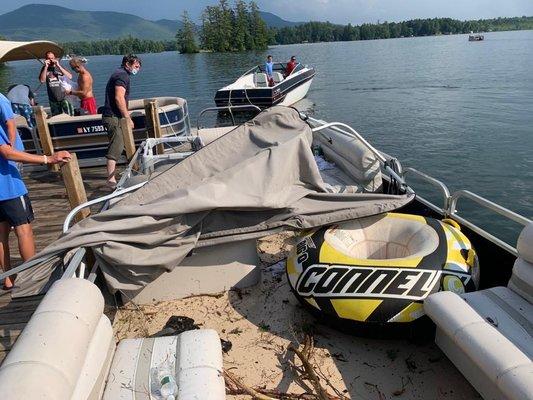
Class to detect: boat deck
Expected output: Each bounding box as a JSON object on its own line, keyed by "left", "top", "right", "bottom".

{"left": 0, "top": 166, "right": 111, "bottom": 363}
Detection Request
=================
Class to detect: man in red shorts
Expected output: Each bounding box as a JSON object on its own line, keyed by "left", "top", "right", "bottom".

{"left": 67, "top": 57, "right": 97, "bottom": 114}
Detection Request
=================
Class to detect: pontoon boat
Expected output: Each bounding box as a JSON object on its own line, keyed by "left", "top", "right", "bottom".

{"left": 0, "top": 106, "right": 530, "bottom": 400}
{"left": 18, "top": 96, "right": 191, "bottom": 167}
{"left": 1, "top": 40, "right": 190, "bottom": 167}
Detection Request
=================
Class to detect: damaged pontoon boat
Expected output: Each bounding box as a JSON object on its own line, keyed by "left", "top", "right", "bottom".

{"left": 0, "top": 106, "right": 531, "bottom": 400}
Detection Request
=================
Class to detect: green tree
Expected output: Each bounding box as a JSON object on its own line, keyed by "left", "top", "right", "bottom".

{"left": 177, "top": 11, "right": 199, "bottom": 53}
{"left": 200, "top": 6, "right": 218, "bottom": 51}
{"left": 233, "top": 0, "right": 250, "bottom": 51}
{"left": 216, "top": 0, "right": 234, "bottom": 52}
{"left": 249, "top": 1, "right": 269, "bottom": 50}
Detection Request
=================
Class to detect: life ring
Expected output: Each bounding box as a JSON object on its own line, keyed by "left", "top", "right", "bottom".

{"left": 286, "top": 213, "right": 479, "bottom": 329}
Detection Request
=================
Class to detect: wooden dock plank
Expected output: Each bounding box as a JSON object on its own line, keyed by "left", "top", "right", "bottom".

{"left": 0, "top": 165, "right": 115, "bottom": 363}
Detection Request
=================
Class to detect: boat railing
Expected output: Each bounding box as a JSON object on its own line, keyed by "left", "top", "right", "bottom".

{"left": 62, "top": 181, "right": 149, "bottom": 233}
{"left": 239, "top": 65, "right": 261, "bottom": 78}
{"left": 196, "top": 105, "right": 261, "bottom": 129}
{"left": 403, "top": 168, "right": 531, "bottom": 256}
{"left": 240, "top": 63, "right": 287, "bottom": 78}
{"left": 158, "top": 105, "right": 192, "bottom": 136}
{"left": 307, "top": 118, "right": 409, "bottom": 192}
{"left": 403, "top": 167, "right": 451, "bottom": 212}
{"left": 63, "top": 135, "right": 203, "bottom": 232}
{"left": 140, "top": 136, "right": 199, "bottom": 173}
{"left": 448, "top": 190, "right": 530, "bottom": 256}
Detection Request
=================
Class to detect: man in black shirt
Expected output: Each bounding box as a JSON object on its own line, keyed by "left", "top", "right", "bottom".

{"left": 38, "top": 51, "right": 74, "bottom": 116}
{"left": 102, "top": 54, "right": 142, "bottom": 188}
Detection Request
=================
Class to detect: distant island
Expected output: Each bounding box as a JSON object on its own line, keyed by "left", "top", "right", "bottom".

{"left": 0, "top": 3, "right": 532, "bottom": 56}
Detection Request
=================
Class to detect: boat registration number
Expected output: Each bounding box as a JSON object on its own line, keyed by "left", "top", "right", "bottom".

{"left": 77, "top": 125, "right": 107, "bottom": 134}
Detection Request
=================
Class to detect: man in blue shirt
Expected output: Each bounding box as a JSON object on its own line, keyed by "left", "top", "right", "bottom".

{"left": 265, "top": 55, "right": 274, "bottom": 87}
{"left": 0, "top": 93, "right": 71, "bottom": 289}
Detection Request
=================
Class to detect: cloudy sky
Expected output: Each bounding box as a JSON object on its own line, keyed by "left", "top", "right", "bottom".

{"left": 1, "top": 0, "right": 532, "bottom": 24}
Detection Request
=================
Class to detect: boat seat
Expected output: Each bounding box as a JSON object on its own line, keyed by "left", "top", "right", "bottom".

{"left": 103, "top": 331, "right": 224, "bottom": 400}
{"left": 312, "top": 125, "right": 383, "bottom": 193}
{"left": 254, "top": 73, "right": 268, "bottom": 88}
{"left": 425, "top": 222, "right": 533, "bottom": 400}
{"left": 197, "top": 126, "right": 237, "bottom": 146}
{"left": 272, "top": 72, "right": 284, "bottom": 84}
{"left": 319, "top": 163, "right": 362, "bottom": 193}
{"left": 0, "top": 278, "right": 225, "bottom": 400}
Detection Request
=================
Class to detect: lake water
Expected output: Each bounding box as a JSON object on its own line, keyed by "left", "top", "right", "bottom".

{"left": 1, "top": 30, "right": 531, "bottom": 243}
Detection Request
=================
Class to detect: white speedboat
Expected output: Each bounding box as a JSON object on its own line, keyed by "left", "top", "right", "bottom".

{"left": 214, "top": 63, "right": 315, "bottom": 109}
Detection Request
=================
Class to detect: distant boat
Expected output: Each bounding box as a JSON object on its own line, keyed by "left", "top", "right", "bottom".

{"left": 468, "top": 33, "right": 484, "bottom": 41}
{"left": 61, "top": 54, "right": 88, "bottom": 63}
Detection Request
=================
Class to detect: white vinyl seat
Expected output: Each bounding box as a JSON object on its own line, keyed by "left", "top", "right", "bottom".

{"left": 103, "top": 331, "right": 225, "bottom": 400}
{"left": 272, "top": 71, "right": 284, "bottom": 85}
{"left": 254, "top": 73, "right": 268, "bottom": 88}
{"left": 425, "top": 222, "right": 533, "bottom": 400}
{"left": 312, "top": 123, "right": 383, "bottom": 193}
{"left": 0, "top": 278, "right": 226, "bottom": 400}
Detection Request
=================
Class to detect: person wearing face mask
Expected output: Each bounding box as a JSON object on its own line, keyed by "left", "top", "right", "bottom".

{"left": 101, "top": 54, "right": 142, "bottom": 188}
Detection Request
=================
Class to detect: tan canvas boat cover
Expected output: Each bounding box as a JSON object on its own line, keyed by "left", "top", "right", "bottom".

{"left": 0, "top": 40, "right": 63, "bottom": 63}
{"left": 23, "top": 107, "right": 414, "bottom": 293}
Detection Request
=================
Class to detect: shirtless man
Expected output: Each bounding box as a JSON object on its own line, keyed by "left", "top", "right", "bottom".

{"left": 68, "top": 57, "right": 97, "bottom": 114}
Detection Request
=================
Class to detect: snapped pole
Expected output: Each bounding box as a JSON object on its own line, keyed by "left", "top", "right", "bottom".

{"left": 120, "top": 117, "right": 136, "bottom": 161}
{"left": 61, "top": 153, "right": 90, "bottom": 223}
{"left": 33, "top": 106, "right": 59, "bottom": 172}
{"left": 143, "top": 98, "right": 164, "bottom": 155}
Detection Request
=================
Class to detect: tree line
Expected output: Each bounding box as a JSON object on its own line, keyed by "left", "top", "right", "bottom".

{"left": 271, "top": 16, "right": 533, "bottom": 45}
{"left": 58, "top": 14, "right": 533, "bottom": 56}
{"left": 61, "top": 36, "right": 177, "bottom": 56}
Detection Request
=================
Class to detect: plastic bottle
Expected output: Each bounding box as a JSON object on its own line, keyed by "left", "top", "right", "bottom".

{"left": 151, "top": 364, "right": 178, "bottom": 400}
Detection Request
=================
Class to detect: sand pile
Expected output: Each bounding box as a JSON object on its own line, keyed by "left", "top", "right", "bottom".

{"left": 111, "top": 232, "right": 479, "bottom": 399}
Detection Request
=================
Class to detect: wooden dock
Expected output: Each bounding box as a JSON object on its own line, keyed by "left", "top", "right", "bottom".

{"left": 0, "top": 165, "right": 111, "bottom": 363}
{"left": 0, "top": 98, "right": 159, "bottom": 363}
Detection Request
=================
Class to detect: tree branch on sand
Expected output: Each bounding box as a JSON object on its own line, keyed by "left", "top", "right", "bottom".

{"left": 224, "top": 334, "right": 347, "bottom": 400}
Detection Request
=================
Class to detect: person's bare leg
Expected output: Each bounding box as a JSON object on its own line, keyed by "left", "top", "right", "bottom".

{"left": 0, "top": 222, "right": 13, "bottom": 288}
{"left": 14, "top": 223, "right": 35, "bottom": 262}
{"left": 106, "top": 158, "right": 117, "bottom": 185}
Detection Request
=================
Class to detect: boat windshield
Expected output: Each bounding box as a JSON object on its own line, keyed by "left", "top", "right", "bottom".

{"left": 255, "top": 62, "right": 288, "bottom": 74}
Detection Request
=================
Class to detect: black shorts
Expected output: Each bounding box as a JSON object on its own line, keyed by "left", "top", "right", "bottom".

{"left": 0, "top": 194, "right": 35, "bottom": 227}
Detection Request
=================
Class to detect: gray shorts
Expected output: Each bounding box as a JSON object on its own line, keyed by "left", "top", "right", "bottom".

{"left": 103, "top": 116, "right": 125, "bottom": 161}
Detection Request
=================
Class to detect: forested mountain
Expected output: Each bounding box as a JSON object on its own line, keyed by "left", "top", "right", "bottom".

{"left": 0, "top": 4, "right": 297, "bottom": 42}
{"left": 0, "top": 4, "right": 182, "bottom": 41}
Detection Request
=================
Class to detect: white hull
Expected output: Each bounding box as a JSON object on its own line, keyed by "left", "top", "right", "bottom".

{"left": 279, "top": 77, "right": 314, "bottom": 106}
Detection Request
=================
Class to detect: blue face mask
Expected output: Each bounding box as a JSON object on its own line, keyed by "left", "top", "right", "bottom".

{"left": 131, "top": 67, "right": 139, "bottom": 76}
